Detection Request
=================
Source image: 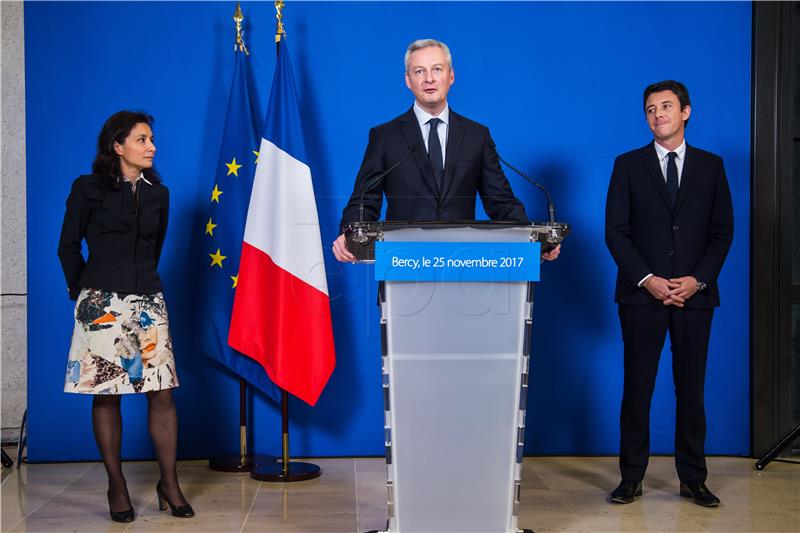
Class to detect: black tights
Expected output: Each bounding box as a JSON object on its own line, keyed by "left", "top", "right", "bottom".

{"left": 92, "top": 390, "right": 187, "bottom": 512}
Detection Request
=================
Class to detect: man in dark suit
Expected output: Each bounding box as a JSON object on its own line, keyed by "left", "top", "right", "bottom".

{"left": 332, "top": 38, "right": 560, "bottom": 262}
{"left": 605, "top": 80, "right": 734, "bottom": 507}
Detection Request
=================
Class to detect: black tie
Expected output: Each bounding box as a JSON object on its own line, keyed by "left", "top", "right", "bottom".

{"left": 667, "top": 152, "right": 679, "bottom": 208}
{"left": 427, "top": 118, "right": 444, "bottom": 193}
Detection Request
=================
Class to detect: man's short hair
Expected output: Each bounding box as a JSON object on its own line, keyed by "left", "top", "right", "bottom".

{"left": 643, "top": 80, "right": 691, "bottom": 127}
{"left": 404, "top": 39, "right": 453, "bottom": 72}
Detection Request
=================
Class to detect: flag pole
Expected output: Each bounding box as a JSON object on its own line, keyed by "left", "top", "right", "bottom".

{"left": 251, "top": 389, "right": 321, "bottom": 482}
{"left": 250, "top": 1, "right": 321, "bottom": 482}
{"left": 209, "top": 2, "right": 276, "bottom": 473}
{"left": 209, "top": 378, "right": 275, "bottom": 472}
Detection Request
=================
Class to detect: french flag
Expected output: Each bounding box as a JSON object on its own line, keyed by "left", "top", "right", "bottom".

{"left": 228, "top": 41, "right": 335, "bottom": 407}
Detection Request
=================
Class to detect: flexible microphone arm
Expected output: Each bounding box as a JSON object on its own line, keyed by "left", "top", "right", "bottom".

{"left": 496, "top": 153, "right": 556, "bottom": 224}
{"left": 358, "top": 146, "right": 415, "bottom": 223}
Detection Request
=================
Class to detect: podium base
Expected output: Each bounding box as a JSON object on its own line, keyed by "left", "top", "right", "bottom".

{"left": 363, "top": 525, "right": 533, "bottom": 532}
{"left": 209, "top": 453, "right": 277, "bottom": 472}
{"left": 250, "top": 461, "right": 321, "bottom": 482}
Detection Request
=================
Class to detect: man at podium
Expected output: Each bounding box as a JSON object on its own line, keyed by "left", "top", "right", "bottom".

{"left": 332, "top": 38, "right": 560, "bottom": 263}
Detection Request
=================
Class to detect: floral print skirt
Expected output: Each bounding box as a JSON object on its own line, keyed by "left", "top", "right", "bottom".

{"left": 65, "top": 289, "right": 179, "bottom": 394}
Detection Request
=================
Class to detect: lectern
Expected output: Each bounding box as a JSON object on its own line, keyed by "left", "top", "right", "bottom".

{"left": 346, "top": 221, "right": 569, "bottom": 533}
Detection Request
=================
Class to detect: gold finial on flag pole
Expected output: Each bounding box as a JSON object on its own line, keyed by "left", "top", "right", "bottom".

{"left": 274, "top": 0, "right": 286, "bottom": 44}
{"left": 234, "top": 2, "right": 249, "bottom": 55}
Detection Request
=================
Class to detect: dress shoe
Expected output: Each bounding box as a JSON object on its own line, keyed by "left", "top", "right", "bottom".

{"left": 107, "top": 490, "right": 134, "bottom": 523}
{"left": 680, "top": 481, "right": 720, "bottom": 507}
{"left": 610, "top": 479, "right": 642, "bottom": 504}
{"left": 156, "top": 481, "right": 195, "bottom": 518}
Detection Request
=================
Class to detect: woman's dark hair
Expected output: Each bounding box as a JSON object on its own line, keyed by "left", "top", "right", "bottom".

{"left": 643, "top": 80, "right": 691, "bottom": 127}
{"left": 92, "top": 110, "right": 161, "bottom": 184}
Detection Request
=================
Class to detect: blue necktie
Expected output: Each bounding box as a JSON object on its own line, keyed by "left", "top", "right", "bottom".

{"left": 427, "top": 118, "right": 444, "bottom": 193}
{"left": 667, "top": 152, "right": 679, "bottom": 208}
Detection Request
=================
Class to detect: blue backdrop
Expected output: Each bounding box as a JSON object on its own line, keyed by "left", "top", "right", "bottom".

{"left": 25, "top": 1, "right": 751, "bottom": 461}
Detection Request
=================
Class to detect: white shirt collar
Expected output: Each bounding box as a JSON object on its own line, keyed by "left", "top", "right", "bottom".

{"left": 122, "top": 172, "right": 152, "bottom": 186}
{"left": 654, "top": 139, "right": 686, "bottom": 161}
{"left": 413, "top": 102, "right": 449, "bottom": 128}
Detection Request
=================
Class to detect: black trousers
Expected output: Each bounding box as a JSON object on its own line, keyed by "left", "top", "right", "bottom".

{"left": 618, "top": 303, "right": 714, "bottom": 483}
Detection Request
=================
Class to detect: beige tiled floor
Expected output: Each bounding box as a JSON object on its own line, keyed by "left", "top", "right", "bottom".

{"left": 1, "top": 456, "right": 798, "bottom": 532}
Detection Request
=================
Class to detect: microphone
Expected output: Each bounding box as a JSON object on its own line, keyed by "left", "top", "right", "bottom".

{"left": 358, "top": 146, "right": 415, "bottom": 223}
{"left": 496, "top": 152, "right": 556, "bottom": 224}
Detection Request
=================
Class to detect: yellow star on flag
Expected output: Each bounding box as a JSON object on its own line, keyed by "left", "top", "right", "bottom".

{"left": 205, "top": 218, "right": 218, "bottom": 236}
{"left": 253, "top": 150, "right": 260, "bottom": 163}
{"left": 230, "top": 274, "right": 239, "bottom": 288}
{"left": 209, "top": 248, "right": 226, "bottom": 268}
{"left": 225, "top": 157, "right": 242, "bottom": 176}
{"left": 210, "top": 184, "right": 223, "bottom": 203}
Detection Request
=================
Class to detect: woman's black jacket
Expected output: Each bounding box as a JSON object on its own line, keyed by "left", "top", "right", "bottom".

{"left": 58, "top": 174, "right": 169, "bottom": 300}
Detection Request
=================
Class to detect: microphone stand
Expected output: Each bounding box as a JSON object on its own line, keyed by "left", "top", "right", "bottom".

{"left": 352, "top": 146, "right": 415, "bottom": 244}
{"left": 496, "top": 153, "right": 556, "bottom": 224}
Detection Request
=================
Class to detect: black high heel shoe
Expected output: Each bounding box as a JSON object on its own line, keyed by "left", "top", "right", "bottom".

{"left": 107, "top": 490, "right": 134, "bottom": 523}
{"left": 155, "top": 482, "right": 194, "bottom": 518}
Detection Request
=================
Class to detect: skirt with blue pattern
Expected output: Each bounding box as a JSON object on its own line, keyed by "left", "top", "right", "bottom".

{"left": 65, "top": 288, "right": 179, "bottom": 394}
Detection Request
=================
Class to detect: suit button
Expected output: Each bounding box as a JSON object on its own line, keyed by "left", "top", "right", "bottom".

{"left": 672, "top": 225, "right": 679, "bottom": 231}
{"left": 667, "top": 250, "right": 674, "bottom": 256}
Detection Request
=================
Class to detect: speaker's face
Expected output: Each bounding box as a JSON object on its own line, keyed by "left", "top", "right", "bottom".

{"left": 404, "top": 46, "right": 454, "bottom": 116}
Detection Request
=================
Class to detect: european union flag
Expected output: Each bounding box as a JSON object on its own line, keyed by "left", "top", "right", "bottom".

{"left": 200, "top": 46, "right": 279, "bottom": 400}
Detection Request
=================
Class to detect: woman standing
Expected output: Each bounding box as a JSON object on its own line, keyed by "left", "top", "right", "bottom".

{"left": 58, "top": 111, "right": 193, "bottom": 522}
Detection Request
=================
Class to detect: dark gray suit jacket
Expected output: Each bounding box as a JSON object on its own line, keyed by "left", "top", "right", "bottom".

{"left": 605, "top": 142, "right": 734, "bottom": 308}
{"left": 339, "top": 107, "right": 528, "bottom": 232}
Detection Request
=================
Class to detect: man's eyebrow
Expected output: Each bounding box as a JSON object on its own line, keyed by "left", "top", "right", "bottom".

{"left": 411, "top": 63, "right": 445, "bottom": 69}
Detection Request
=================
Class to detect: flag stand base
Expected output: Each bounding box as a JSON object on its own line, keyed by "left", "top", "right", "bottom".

{"left": 250, "top": 461, "right": 321, "bottom": 482}
{"left": 208, "top": 380, "right": 277, "bottom": 473}
{"left": 209, "top": 453, "right": 276, "bottom": 473}
{"left": 250, "top": 390, "right": 322, "bottom": 482}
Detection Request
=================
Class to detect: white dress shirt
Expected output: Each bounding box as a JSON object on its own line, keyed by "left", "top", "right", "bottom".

{"left": 123, "top": 171, "right": 150, "bottom": 194}
{"left": 413, "top": 102, "right": 449, "bottom": 165}
{"left": 654, "top": 139, "right": 686, "bottom": 185}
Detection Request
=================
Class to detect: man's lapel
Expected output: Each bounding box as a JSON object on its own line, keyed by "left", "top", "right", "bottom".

{"left": 675, "top": 144, "right": 698, "bottom": 214}
{"left": 641, "top": 141, "right": 673, "bottom": 211}
{"left": 398, "top": 107, "right": 438, "bottom": 197}
{"left": 440, "top": 111, "right": 465, "bottom": 201}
